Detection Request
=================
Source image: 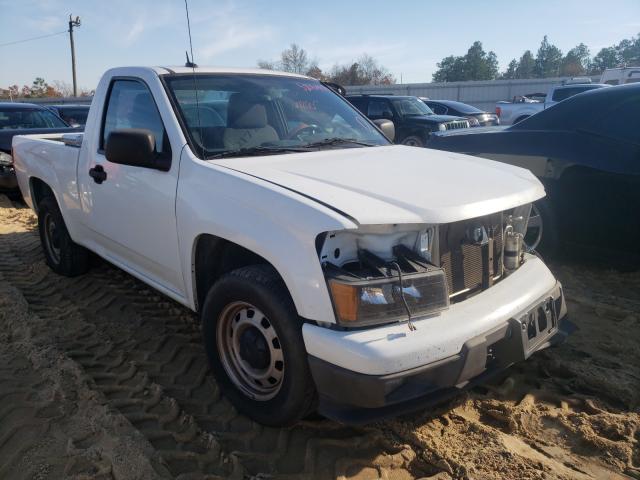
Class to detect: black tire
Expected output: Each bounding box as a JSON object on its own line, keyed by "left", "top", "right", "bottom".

{"left": 37, "top": 196, "right": 89, "bottom": 276}
{"left": 528, "top": 198, "right": 559, "bottom": 257}
{"left": 201, "top": 265, "right": 317, "bottom": 426}
{"left": 401, "top": 135, "right": 424, "bottom": 147}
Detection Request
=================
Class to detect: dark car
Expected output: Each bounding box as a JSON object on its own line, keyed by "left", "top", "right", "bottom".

{"left": 346, "top": 95, "right": 469, "bottom": 147}
{"left": 420, "top": 99, "right": 500, "bottom": 127}
{"left": 46, "top": 104, "right": 90, "bottom": 127}
{"left": 0, "top": 102, "right": 80, "bottom": 195}
{"left": 426, "top": 84, "right": 640, "bottom": 263}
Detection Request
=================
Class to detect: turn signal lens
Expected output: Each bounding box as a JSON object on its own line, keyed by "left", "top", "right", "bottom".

{"left": 328, "top": 281, "right": 358, "bottom": 322}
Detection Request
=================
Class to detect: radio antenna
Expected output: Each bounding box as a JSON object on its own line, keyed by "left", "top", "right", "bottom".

{"left": 184, "top": 0, "right": 204, "bottom": 158}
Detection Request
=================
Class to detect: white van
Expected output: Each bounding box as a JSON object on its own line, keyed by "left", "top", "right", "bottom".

{"left": 600, "top": 67, "right": 640, "bottom": 85}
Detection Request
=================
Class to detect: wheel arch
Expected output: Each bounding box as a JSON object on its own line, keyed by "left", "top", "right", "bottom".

{"left": 191, "top": 233, "right": 294, "bottom": 314}
{"left": 29, "top": 177, "right": 56, "bottom": 213}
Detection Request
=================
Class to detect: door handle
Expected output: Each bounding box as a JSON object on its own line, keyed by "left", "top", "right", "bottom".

{"left": 89, "top": 165, "right": 107, "bottom": 184}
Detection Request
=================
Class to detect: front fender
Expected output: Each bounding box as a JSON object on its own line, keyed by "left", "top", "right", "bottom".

{"left": 176, "top": 150, "right": 356, "bottom": 323}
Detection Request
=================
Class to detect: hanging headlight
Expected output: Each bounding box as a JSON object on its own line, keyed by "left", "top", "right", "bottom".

{"left": 327, "top": 268, "right": 449, "bottom": 327}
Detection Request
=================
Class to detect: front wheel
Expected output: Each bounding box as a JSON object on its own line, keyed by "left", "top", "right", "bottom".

{"left": 201, "top": 265, "right": 317, "bottom": 426}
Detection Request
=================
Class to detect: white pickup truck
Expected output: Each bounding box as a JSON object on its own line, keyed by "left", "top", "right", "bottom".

{"left": 496, "top": 81, "right": 609, "bottom": 125}
{"left": 12, "top": 66, "right": 570, "bottom": 425}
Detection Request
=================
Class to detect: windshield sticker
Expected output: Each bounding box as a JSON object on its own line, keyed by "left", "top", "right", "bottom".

{"left": 296, "top": 82, "right": 325, "bottom": 92}
{"left": 294, "top": 100, "right": 317, "bottom": 111}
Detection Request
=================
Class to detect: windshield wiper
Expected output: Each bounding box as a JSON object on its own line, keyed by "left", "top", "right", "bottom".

{"left": 206, "top": 139, "right": 376, "bottom": 159}
{"left": 206, "top": 145, "right": 308, "bottom": 159}
{"left": 302, "top": 138, "right": 377, "bottom": 149}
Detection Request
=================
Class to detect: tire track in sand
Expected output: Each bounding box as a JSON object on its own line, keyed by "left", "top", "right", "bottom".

{"left": 0, "top": 200, "right": 424, "bottom": 480}
{"left": 0, "top": 277, "right": 174, "bottom": 479}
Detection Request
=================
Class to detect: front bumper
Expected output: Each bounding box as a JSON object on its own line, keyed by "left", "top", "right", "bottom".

{"left": 311, "top": 313, "right": 572, "bottom": 423}
{"left": 304, "top": 256, "right": 572, "bottom": 423}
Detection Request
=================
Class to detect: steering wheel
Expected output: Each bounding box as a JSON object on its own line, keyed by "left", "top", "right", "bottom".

{"left": 287, "top": 124, "right": 320, "bottom": 140}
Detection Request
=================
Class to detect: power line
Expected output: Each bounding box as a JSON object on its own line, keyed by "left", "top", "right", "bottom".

{"left": 0, "top": 30, "right": 67, "bottom": 48}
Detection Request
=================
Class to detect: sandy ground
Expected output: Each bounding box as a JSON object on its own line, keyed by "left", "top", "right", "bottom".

{"left": 0, "top": 194, "right": 638, "bottom": 480}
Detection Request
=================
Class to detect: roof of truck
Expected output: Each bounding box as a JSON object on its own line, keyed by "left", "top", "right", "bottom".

{"left": 155, "top": 66, "right": 309, "bottom": 78}
{"left": 99, "top": 66, "right": 313, "bottom": 83}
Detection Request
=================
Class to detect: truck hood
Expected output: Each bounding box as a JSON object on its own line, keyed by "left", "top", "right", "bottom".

{"left": 215, "top": 145, "right": 544, "bottom": 225}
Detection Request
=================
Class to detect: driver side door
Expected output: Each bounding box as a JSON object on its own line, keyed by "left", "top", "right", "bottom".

{"left": 79, "top": 78, "right": 185, "bottom": 300}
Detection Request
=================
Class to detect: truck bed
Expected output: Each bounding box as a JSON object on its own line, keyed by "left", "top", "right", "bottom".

{"left": 495, "top": 100, "right": 544, "bottom": 125}
{"left": 0, "top": 126, "right": 81, "bottom": 153}
{"left": 12, "top": 133, "right": 84, "bottom": 210}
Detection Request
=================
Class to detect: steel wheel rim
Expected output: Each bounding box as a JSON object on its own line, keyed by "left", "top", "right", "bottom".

{"left": 43, "top": 212, "right": 61, "bottom": 264}
{"left": 216, "top": 301, "right": 284, "bottom": 401}
{"left": 403, "top": 138, "right": 420, "bottom": 147}
{"left": 524, "top": 204, "right": 543, "bottom": 251}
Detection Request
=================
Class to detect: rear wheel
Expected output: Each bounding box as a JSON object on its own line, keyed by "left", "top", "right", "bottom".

{"left": 201, "top": 265, "right": 317, "bottom": 426}
{"left": 37, "top": 196, "right": 89, "bottom": 276}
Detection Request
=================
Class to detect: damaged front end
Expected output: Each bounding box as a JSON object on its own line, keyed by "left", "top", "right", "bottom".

{"left": 318, "top": 204, "right": 533, "bottom": 328}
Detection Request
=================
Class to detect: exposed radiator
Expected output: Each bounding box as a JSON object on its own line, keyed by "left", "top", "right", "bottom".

{"left": 438, "top": 213, "right": 503, "bottom": 298}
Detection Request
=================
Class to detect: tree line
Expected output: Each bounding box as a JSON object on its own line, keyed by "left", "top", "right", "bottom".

{"left": 433, "top": 32, "right": 640, "bottom": 82}
{"left": 257, "top": 44, "right": 396, "bottom": 85}
{"left": 0, "top": 78, "right": 93, "bottom": 100}
{"left": 4, "top": 33, "right": 638, "bottom": 96}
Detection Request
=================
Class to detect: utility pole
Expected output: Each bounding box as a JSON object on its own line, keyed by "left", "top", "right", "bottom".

{"left": 68, "top": 14, "right": 81, "bottom": 97}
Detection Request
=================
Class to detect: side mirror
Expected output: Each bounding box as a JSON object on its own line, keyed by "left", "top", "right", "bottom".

{"left": 373, "top": 119, "right": 395, "bottom": 142}
{"left": 105, "top": 129, "right": 170, "bottom": 171}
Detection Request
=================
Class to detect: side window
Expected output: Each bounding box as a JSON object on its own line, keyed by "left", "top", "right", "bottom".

{"left": 431, "top": 104, "right": 447, "bottom": 115}
{"left": 626, "top": 72, "right": 640, "bottom": 84}
{"left": 101, "top": 80, "right": 167, "bottom": 154}
{"left": 347, "top": 97, "right": 368, "bottom": 114}
{"left": 368, "top": 99, "right": 392, "bottom": 118}
{"left": 552, "top": 87, "right": 590, "bottom": 102}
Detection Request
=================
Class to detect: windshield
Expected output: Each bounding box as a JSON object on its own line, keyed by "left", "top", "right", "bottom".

{"left": 391, "top": 97, "right": 434, "bottom": 116}
{"left": 0, "top": 107, "right": 68, "bottom": 129}
{"left": 164, "top": 74, "right": 389, "bottom": 159}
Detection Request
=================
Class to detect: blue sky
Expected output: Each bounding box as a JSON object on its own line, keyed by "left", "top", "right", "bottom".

{"left": 1, "top": 0, "right": 639, "bottom": 90}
